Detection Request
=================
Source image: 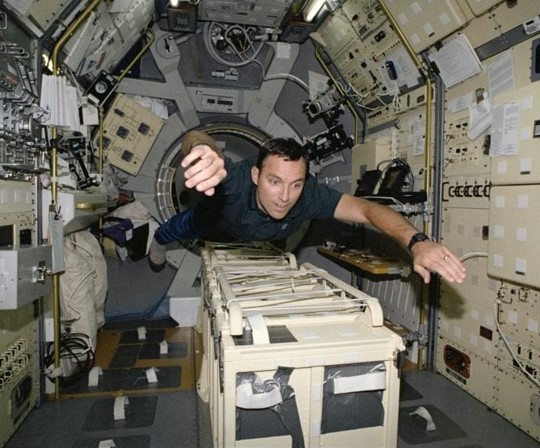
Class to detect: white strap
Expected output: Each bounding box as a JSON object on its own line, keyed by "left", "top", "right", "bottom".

{"left": 331, "top": 371, "right": 386, "bottom": 394}
{"left": 410, "top": 406, "right": 437, "bottom": 431}
{"left": 228, "top": 302, "right": 243, "bottom": 336}
{"left": 236, "top": 382, "right": 282, "bottom": 409}
{"left": 88, "top": 366, "right": 103, "bottom": 387}
{"left": 137, "top": 326, "right": 147, "bottom": 340}
{"left": 114, "top": 396, "right": 129, "bottom": 420}
{"left": 146, "top": 367, "right": 159, "bottom": 383}
{"left": 247, "top": 314, "right": 269, "bottom": 344}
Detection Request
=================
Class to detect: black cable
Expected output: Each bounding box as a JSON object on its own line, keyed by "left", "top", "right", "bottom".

{"left": 44, "top": 332, "right": 95, "bottom": 385}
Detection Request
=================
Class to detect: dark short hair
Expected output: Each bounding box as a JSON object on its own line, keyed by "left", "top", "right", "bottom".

{"left": 256, "top": 137, "right": 309, "bottom": 177}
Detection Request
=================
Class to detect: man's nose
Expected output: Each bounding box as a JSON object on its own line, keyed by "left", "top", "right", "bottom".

{"left": 279, "top": 186, "right": 289, "bottom": 202}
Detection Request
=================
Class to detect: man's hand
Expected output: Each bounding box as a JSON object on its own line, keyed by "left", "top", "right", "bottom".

{"left": 411, "top": 240, "right": 466, "bottom": 284}
{"left": 181, "top": 144, "right": 227, "bottom": 196}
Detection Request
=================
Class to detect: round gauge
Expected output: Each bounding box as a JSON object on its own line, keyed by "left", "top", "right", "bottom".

{"left": 94, "top": 81, "right": 108, "bottom": 94}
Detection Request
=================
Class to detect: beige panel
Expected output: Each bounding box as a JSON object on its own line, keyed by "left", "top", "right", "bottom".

{"left": 496, "top": 285, "right": 540, "bottom": 348}
{"left": 495, "top": 285, "right": 539, "bottom": 383}
{"left": 333, "top": 39, "right": 375, "bottom": 99}
{"left": 488, "top": 185, "right": 540, "bottom": 288}
{"left": 439, "top": 296, "right": 499, "bottom": 364}
{"left": 28, "top": 0, "right": 66, "bottom": 29}
{"left": 0, "top": 303, "right": 39, "bottom": 447}
{"left": 465, "top": 0, "right": 504, "bottom": 17}
{"left": 443, "top": 110, "right": 491, "bottom": 176}
{"left": 496, "top": 368, "right": 540, "bottom": 442}
{"left": 488, "top": 0, "right": 540, "bottom": 35}
{"left": 366, "top": 85, "right": 430, "bottom": 130}
{"left": 436, "top": 336, "right": 498, "bottom": 408}
{"left": 459, "top": 5, "right": 504, "bottom": 48}
{"left": 341, "top": 0, "right": 388, "bottom": 37}
{"left": 490, "top": 83, "right": 540, "bottom": 185}
{"left": 437, "top": 337, "right": 540, "bottom": 442}
{"left": 381, "top": 0, "right": 469, "bottom": 53}
{"left": 316, "top": 12, "right": 360, "bottom": 57}
{"left": 441, "top": 213, "right": 494, "bottom": 285}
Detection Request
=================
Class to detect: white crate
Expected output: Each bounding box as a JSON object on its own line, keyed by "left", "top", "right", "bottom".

{"left": 216, "top": 316, "right": 404, "bottom": 448}
{"left": 198, "top": 243, "right": 405, "bottom": 448}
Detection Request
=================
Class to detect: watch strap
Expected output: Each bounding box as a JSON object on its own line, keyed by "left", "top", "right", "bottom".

{"left": 408, "top": 232, "right": 430, "bottom": 251}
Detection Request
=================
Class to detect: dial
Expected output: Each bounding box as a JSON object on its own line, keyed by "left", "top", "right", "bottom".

{"left": 94, "top": 81, "right": 108, "bottom": 95}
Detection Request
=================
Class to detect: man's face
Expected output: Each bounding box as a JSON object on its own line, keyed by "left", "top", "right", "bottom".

{"left": 251, "top": 154, "right": 307, "bottom": 220}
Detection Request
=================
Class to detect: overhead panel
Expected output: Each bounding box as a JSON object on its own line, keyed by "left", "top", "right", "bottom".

{"left": 459, "top": 7, "right": 502, "bottom": 49}
{"left": 484, "top": 0, "right": 540, "bottom": 35}
{"left": 465, "top": 0, "right": 502, "bottom": 17}
{"left": 317, "top": 0, "right": 418, "bottom": 119}
{"left": 316, "top": 12, "right": 359, "bottom": 56}
{"left": 341, "top": 0, "right": 388, "bottom": 41}
{"left": 381, "top": 0, "right": 469, "bottom": 53}
{"left": 3, "top": 0, "right": 68, "bottom": 34}
{"left": 62, "top": 0, "right": 154, "bottom": 79}
{"left": 197, "top": 0, "right": 290, "bottom": 27}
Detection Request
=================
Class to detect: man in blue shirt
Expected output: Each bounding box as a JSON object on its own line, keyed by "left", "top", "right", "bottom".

{"left": 150, "top": 131, "right": 466, "bottom": 284}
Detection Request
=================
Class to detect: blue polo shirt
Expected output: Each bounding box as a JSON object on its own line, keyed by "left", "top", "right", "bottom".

{"left": 155, "top": 156, "right": 343, "bottom": 244}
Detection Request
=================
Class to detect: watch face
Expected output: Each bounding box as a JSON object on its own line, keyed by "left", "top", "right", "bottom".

{"left": 94, "top": 81, "right": 108, "bottom": 94}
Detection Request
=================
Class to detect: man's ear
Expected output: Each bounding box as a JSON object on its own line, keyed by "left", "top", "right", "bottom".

{"left": 251, "top": 166, "right": 259, "bottom": 185}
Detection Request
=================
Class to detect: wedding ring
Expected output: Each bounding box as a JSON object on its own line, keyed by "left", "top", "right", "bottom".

{"left": 443, "top": 255, "right": 449, "bottom": 261}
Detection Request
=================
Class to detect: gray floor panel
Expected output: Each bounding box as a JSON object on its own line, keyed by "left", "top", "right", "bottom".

{"left": 82, "top": 396, "right": 158, "bottom": 431}
{"left": 74, "top": 435, "right": 151, "bottom": 448}
{"left": 399, "top": 404, "right": 467, "bottom": 445}
{"left": 5, "top": 370, "right": 539, "bottom": 448}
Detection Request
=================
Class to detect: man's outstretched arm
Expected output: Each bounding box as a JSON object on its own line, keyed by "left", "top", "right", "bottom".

{"left": 333, "top": 194, "right": 466, "bottom": 284}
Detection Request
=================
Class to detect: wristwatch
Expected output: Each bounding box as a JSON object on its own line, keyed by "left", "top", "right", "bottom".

{"left": 408, "top": 232, "right": 430, "bottom": 251}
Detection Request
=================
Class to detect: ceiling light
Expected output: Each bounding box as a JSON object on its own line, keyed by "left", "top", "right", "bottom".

{"left": 303, "top": 0, "right": 326, "bottom": 22}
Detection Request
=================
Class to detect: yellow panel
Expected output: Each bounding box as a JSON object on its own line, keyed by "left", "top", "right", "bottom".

{"left": 97, "top": 94, "right": 164, "bottom": 176}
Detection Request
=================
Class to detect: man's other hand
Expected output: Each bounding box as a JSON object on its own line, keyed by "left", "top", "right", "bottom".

{"left": 411, "top": 240, "right": 466, "bottom": 284}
